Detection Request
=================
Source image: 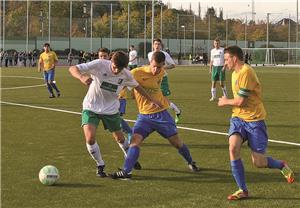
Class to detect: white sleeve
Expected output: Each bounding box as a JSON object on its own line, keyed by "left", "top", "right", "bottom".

{"left": 122, "top": 69, "right": 139, "bottom": 88}
{"left": 76, "top": 59, "right": 100, "bottom": 74}
{"left": 147, "top": 52, "right": 153, "bottom": 62}
{"left": 164, "top": 53, "right": 175, "bottom": 65}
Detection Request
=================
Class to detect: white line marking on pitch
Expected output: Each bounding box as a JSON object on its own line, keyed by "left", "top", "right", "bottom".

{"left": 1, "top": 101, "right": 300, "bottom": 147}
{"left": 0, "top": 76, "right": 45, "bottom": 90}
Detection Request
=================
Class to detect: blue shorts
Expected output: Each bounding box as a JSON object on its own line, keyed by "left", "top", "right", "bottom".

{"left": 133, "top": 110, "right": 177, "bottom": 139}
{"left": 119, "top": 99, "right": 127, "bottom": 116}
{"left": 43, "top": 69, "right": 55, "bottom": 82}
{"left": 228, "top": 117, "right": 268, "bottom": 154}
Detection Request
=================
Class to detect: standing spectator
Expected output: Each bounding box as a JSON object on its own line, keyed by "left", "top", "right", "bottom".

{"left": 4, "top": 51, "right": 9, "bottom": 67}
{"left": 13, "top": 51, "right": 18, "bottom": 66}
{"left": 28, "top": 51, "right": 33, "bottom": 67}
{"left": 67, "top": 51, "right": 74, "bottom": 66}
{"left": 128, "top": 45, "right": 138, "bottom": 70}
{"left": 0, "top": 49, "right": 3, "bottom": 66}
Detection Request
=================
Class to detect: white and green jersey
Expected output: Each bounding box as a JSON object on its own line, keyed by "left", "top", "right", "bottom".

{"left": 77, "top": 59, "right": 138, "bottom": 115}
{"left": 147, "top": 50, "right": 175, "bottom": 66}
{"left": 210, "top": 47, "right": 224, "bottom": 66}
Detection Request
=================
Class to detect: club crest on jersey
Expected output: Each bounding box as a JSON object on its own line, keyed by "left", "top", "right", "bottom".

{"left": 118, "top": 79, "right": 123, "bottom": 84}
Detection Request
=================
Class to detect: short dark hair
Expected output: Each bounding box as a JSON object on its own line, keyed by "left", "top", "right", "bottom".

{"left": 98, "top": 47, "right": 110, "bottom": 54}
{"left": 153, "top": 38, "right": 162, "bottom": 43}
{"left": 214, "top": 37, "right": 220, "bottom": 42}
{"left": 151, "top": 51, "right": 165, "bottom": 63}
{"left": 111, "top": 51, "right": 129, "bottom": 69}
{"left": 43, "top": 43, "right": 50, "bottom": 47}
{"left": 224, "top": 46, "right": 244, "bottom": 61}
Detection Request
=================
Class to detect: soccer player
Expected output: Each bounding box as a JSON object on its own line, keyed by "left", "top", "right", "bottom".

{"left": 98, "top": 48, "right": 133, "bottom": 141}
{"left": 209, "top": 38, "right": 227, "bottom": 101}
{"left": 69, "top": 51, "right": 157, "bottom": 177}
{"left": 110, "top": 51, "right": 200, "bottom": 180}
{"left": 218, "top": 46, "right": 295, "bottom": 200}
{"left": 38, "top": 43, "right": 61, "bottom": 98}
{"left": 128, "top": 45, "right": 138, "bottom": 70}
{"left": 148, "top": 38, "right": 181, "bottom": 123}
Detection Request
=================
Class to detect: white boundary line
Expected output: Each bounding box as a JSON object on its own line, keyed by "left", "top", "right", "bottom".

{"left": 0, "top": 76, "right": 45, "bottom": 90}
{"left": 1, "top": 101, "right": 300, "bottom": 147}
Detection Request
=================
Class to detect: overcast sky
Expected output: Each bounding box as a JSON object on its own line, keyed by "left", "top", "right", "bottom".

{"left": 162, "top": 0, "right": 299, "bottom": 23}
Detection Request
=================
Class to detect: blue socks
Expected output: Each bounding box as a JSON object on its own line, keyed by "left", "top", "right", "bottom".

{"left": 46, "top": 83, "right": 54, "bottom": 95}
{"left": 121, "top": 119, "right": 132, "bottom": 134}
{"left": 178, "top": 144, "right": 193, "bottom": 164}
{"left": 231, "top": 159, "right": 247, "bottom": 192}
{"left": 267, "top": 157, "right": 284, "bottom": 169}
{"left": 123, "top": 146, "right": 140, "bottom": 173}
{"left": 50, "top": 82, "right": 60, "bottom": 93}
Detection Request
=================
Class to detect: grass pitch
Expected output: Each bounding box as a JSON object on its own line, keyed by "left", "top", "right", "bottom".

{"left": 1, "top": 65, "right": 300, "bottom": 208}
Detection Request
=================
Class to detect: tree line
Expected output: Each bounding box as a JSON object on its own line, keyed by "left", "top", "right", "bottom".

{"left": 2, "top": 0, "right": 298, "bottom": 43}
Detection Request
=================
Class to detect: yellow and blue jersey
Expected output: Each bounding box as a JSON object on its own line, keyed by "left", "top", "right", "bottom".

{"left": 39, "top": 51, "right": 58, "bottom": 71}
{"left": 131, "top": 66, "right": 170, "bottom": 114}
{"left": 231, "top": 64, "right": 266, "bottom": 121}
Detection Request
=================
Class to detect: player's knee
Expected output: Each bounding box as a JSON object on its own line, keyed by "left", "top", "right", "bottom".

{"left": 85, "top": 137, "right": 96, "bottom": 145}
{"left": 252, "top": 159, "right": 266, "bottom": 168}
{"left": 229, "top": 145, "right": 240, "bottom": 157}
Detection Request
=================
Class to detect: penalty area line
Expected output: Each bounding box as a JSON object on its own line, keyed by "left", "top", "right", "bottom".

{"left": 1, "top": 101, "right": 300, "bottom": 147}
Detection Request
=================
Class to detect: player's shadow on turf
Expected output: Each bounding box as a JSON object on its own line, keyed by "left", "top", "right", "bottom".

{"left": 55, "top": 183, "right": 102, "bottom": 188}
{"left": 143, "top": 142, "right": 228, "bottom": 150}
{"left": 249, "top": 196, "right": 300, "bottom": 201}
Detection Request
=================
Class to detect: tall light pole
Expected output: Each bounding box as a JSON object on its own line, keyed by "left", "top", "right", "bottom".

{"left": 181, "top": 25, "right": 186, "bottom": 58}
{"left": 83, "top": 3, "right": 87, "bottom": 38}
{"left": 39, "top": 10, "right": 44, "bottom": 41}
{"left": 177, "top": 14, "right": 197, "bottom": 56}
{"left": 245, "top": 15, "right": 247, "bottom": 48}
{"left": 69, "top": 1, "right": 72, "bottom": 53}
{"left": 266, "top": 13, "right": 270, "bottom": 64}
{"left": 90, "top": 1, "right": 93, "bottom": 52}
{"left": 26, "top": 0, "right": 29, "bottom": 52}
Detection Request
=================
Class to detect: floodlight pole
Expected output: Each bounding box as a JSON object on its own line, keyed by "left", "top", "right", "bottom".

{"left": 181, "top": 25, "right": 186, "bottom": 58}
{"left": 245, "top": 15, "right": 247, "bottom": 49}
{"left": 288, "top": 14, "right": 291, "bottom": 64}
{"left": 90, "top": 1, "right": 93, "bottom": 53}
{"left": 144, "top": 4, "right": 147, "bottom": 59}
{"left": 225, "top": 15, "right": 228, "bottom": 46}
{"left": 296, "top": 0, "right": 299, "bottom": 64}
{"left": 127, "top": 4, "right": 130, "bottom": 49}
{"left": 26, "top": 0, "right": 29, "bottom": 52}
{"left": 266, "top": 13, "right": 270, "bottom": 65}
{"left": 160, "top": 4, "right": 163, "bottom": 40}
{"left": 110, "top": 3, "right": 112, "bottom": 51}
{"left": 151, "top": 0, "right": 154, "bottom": 48}
{"left": 2, "top": 0, "right": 5, "bottom": 51}
{"left": 48, "top": 0, "right": 51, "bottom": 43}
{"left": 69, "top": 1, "right": 72, "bottom": 53}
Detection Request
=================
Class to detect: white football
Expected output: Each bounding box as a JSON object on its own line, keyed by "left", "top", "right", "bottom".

{"left": 39, "top": 165, "right": 60, "bottom": 185}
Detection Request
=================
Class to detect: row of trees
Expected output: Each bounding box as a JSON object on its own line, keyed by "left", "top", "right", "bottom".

{"left": 2, "top": 0, "right": 298, "bottom": 43}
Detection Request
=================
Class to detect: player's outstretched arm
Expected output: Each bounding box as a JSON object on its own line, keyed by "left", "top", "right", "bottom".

{"left": 134, "top": 85, "right": 163, "bottom": 108}
{"left": 69, "top": 66, "right": 93, "bottom": 86}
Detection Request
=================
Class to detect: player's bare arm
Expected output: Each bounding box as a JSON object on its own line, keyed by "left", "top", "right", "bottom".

{"left": 218, "top": 96, "right": 247, "bottom": 107}
{"left": 69, "top": 66, "right": 93, "bottom": 86}
{"left": 134, "top": 85, "right": 163, "bottom": 108}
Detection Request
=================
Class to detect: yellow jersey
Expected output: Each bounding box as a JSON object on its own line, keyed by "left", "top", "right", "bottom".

{"left": 39, "top": 51, "right": 58, "bottom": 71}
{"left": 231, "top": 64, "right": 266, "bottom": 121}
{"left": 131, "top": 66, "right": 170, "bottom": 114}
